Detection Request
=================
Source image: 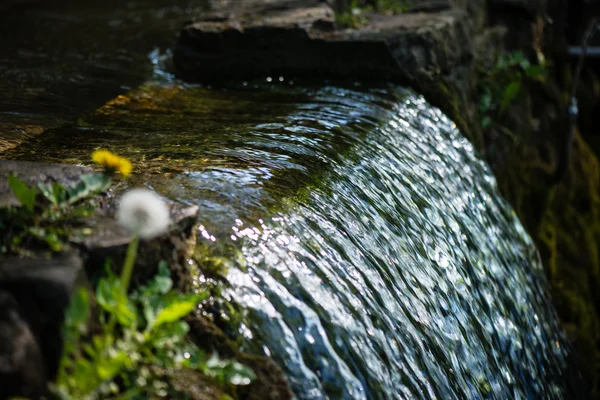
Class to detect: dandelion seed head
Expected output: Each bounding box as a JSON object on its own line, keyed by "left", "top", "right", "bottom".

{"left": 116, "top": 188, "right": 170, "bottom": 239}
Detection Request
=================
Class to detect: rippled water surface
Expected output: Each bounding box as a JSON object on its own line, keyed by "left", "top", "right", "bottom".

{"left": 0, "top": 2, "right": 584, "bottom": 399}
{"left": 222, "top": 91, "right": 580, "bottom": 399}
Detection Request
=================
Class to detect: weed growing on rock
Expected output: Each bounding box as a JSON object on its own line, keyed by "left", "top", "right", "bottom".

{"left": 1, "top": 150, "right": 256, "bottom": 399}
{"left": 0, "top": 171, "right": 111, "bottom": 254}
{"left": 335, "top": 0, "right": 368, "bottom": 29}
{"left": 478, "top": 50, "right": 547, "bottom": 132}
{"left": 49, "top": 155, "right": 255, "bottom": 399}
{"left": 334, "top": 0, "right": 411, "bottom": 29}
{"left": 52, "top": 261, "right": 255, "bottom": 399}
{"left": 375, "top": 0, "right": 411, "bottom": 14}
{"left": 0, "top": 149, "right": 137, "bottom": 254}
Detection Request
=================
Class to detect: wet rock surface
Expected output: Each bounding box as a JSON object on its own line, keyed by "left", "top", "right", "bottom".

{"left": 0, "top": 251, "right": 83, "bottom": 399}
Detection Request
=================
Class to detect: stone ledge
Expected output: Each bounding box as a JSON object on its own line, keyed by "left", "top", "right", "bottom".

{"left": 0, "top": 160, "right": 93, "bottom": 207}
{"left": 173, "top": 0, "right": 472, "bottom": 82}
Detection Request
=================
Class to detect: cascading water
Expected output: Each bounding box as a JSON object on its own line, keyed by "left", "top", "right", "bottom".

{"left": 0, "top": 2, "right": 584, "bottom": 398}
{"left": 197, "top": 87, "right": 582, "bottom": 400}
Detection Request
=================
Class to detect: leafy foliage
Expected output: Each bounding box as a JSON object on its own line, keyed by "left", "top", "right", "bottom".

{"left": 9, "top": 174, "right": 37, "bottom": 211}
{"left": 478, "top": 51, "right": 547, "bottom": 131}
{"left": 335, "top": 0, "right": 368, "bottom": 29}
{"left": 375, "top": 0, "right": 411, "bottom": 14}
{"left": 2, "top": 152, "right": 256, "bottom": 399}
{"left": 0, "top": 173, "right": 110, "bottom": 254}
{"left": 335, "top": 0, "right": 411, "bottom": 29}
{"left": 53, "top": 262, "right": 255, "bottom": 399}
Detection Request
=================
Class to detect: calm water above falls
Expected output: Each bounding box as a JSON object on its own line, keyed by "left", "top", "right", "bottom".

{"left": 0, "top": 2, "right": 584, "bottom": 399}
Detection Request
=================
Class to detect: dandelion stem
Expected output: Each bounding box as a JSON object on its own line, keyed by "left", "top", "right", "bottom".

{"left": 106, "top": 235, "right": 139, "bottom": 334}
{"left": 121, "top": 234, "right": 139, "bottom": 293}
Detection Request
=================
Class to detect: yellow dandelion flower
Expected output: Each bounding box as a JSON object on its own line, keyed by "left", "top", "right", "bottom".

{"left": 91, "top": 149, "right": 133, "bottom": 177}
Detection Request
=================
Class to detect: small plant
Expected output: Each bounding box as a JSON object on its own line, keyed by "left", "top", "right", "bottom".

{"left": 0, "top": 148, "right": 132, "bottom": 254}
{"left": 335, "top": 0, "right": 368, "bottom": 29}
{"left": 334, "top": 0, "right": 411, "bottom": 29}
{"left": 53, "top": 261, "right": 255, "bottom": 399}
{"left": 1, "top": 150, "right": 255, "bottom": 398}
{"left": 0, "top": 171, "right": 111, "bottom": 254}
{"left": 478, "top": 50, "right": 547, "bottom": 130}
{"left": 375, "top": 0, "right": 411, "bottom": 14}
{"left": 49, "top": 153, "right": 255, "bottom": 399}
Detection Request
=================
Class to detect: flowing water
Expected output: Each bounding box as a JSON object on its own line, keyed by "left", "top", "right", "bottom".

{"left": 0, "top": 1, "right": 585, "bottom": 399}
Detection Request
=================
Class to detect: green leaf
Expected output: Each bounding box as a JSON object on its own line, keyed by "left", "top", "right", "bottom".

{"left": 66, "top": 173, "right": 111, "bottom": 205}
{"left": 478, "top": 90, "right": 492, "bottom": 112}
{"left": 28, "top": 226, "right": 46, "bottom": 239}
{"left": 80, "top": 172, "right": 111, "bottom": 192}
{"left": 137, "top": 262, "right": 173, "bottom": 329}
{"left": 96, "top": 350, "right": 129, "bottom": 381}
{"left": 8, "top": 174, "right": 37, "bottom": 212}
{"left": 203, "top": 354, "right": 256, "bottom": 386}
{"left": 65, "top": 288, "right": 91, "bottom": 334}
{"left": 499, "top": 80, "right": 521, "bottom": 113}
{"left": 151, "top": 320, "right": 190, "bottom": 347}
{"left": 518, "top": 58, "right": 531, "bottom": 70}
{"left": 151, "top": 261, "right": 173, "bottom": 295}
{"left": 525, "top": 65, "right": 547, "bottom": 79}
{"left": 481, "top": 115, "right": 492, "bottom": 129}
{"left": 44, "top": 231, "right": 64, "bottom": 252}
{"left": 96, "top": 276, "right": 137, "bottom": 327}
{"left": 96, "top": 276, "right": 119, "bottom": 309}
{"left": 38, "top": 182, "right": 67, "bottom": 206}
{"left": 38, "top": 183, "right": 57, "bottom": 206}
{"left": 152, "top": 294, "right": 204, "bottom": 330}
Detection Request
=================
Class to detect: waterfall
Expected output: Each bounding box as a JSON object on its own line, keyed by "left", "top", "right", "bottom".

{"left": 198, "top": 86, "right": 579, "bottom": 399}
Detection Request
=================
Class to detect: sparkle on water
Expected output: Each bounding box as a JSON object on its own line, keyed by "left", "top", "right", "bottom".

{"left": 212, "top": 88, "right": 579, "bottom": 400}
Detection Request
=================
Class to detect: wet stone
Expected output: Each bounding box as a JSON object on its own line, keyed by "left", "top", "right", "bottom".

{"left": 0, "top": 159, "right": 93, "bottom": 207}
{"left": 0, "top": 251, "right": 84, "bottom": 398}
{"left": 174, "top": 0, "right": 470, "bottom": 82}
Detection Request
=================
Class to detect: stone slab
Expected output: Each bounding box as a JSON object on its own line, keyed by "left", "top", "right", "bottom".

{"left": 173, "top": 0, "right": 471, "bottom": 82}
{"left": 0, "top": 159, "right": 93, "bottom": 207}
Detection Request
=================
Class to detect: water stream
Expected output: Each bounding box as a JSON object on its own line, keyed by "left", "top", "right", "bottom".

{"left": 0, "top": 1, "right": 585, "bottom": 399}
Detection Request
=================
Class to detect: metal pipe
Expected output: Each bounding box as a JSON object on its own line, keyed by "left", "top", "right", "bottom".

{"left": 568, "top": 46, "right": 600, "bottom": 56}
{"left": 554, "top": 18, "right": 598, "bottom": 183}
